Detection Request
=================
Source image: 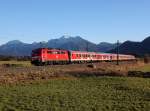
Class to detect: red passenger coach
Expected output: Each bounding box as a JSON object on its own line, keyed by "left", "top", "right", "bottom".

{"left": 69, "top": 51, "right": 135, "bottom": 63}
{"left": 70, "top": 51, "right": 113, "bottom": 63}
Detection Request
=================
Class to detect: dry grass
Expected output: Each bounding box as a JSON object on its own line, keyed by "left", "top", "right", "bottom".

{"left": 0, "top": 61, "right": 31, "bottom": 67}
{"left": 135, "top": 64, "right": 150, "bottom": 72}
{"left": 0, "top": 60, "right": 148, "bottom": 84}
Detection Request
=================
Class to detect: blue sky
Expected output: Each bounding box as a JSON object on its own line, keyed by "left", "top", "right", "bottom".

{"left": 0, "top": 0, "right": 150, "bottom": 45}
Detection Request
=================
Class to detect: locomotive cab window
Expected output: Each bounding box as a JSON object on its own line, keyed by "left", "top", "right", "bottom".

{"left": 61, "top": 51, "right": 65, "bottom": 54}
{"left": 47, "top": 51, "right": 52, "bottom": 54}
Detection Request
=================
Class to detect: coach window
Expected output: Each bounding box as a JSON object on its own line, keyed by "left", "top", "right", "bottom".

{"left": 106, "top": 56, "right": 108, "bottom": 59}
{"left": 52, "top": 51, "right": 58, "bottom": 54}
{"left": 61, "top": 51, "right": 64, "bottom": 54}
{"left": 99, "top": 55, "right": 101, "bottom": 58}
{"left": 100, "top": 55, "right": 102, "bottom": 58}
{"left": 57, "top": 51, "right": 60, "bottom": 54}
{"left": 48, "top": 51, "right": 52, "bottom": 54}
{"left": 53, "top": 51, "right": 56, "bottom": 54}
{"left": 76, "top": 54, "right": 78, "bottom": 57}
{"left": 110, "top": 56, "right": 112, "bottom": 59}
{"left": 103, "top": 56, "right": 105, "bottom": 59}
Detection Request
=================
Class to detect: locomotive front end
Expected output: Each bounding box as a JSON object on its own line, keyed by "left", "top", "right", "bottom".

{"left": 31, "top": 48, "right": 43, "bottom": 65}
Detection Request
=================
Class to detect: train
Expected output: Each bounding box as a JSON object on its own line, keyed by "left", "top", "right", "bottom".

{"left": 31, "top": 48, "right": 136, "bottom": 65}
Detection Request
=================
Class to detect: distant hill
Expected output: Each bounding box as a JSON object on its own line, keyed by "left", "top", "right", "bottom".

{"left": 47, "top": 36, "right": 99, "bottom": 51}
{"left": 0, "top": 36, "right": 117, "bottom": 56}
{"left": 97, "top": 42, "right": 120, "bottom": 52}
{"left": 109, "top": 36, "right": 150, "bottom": 56}
{"left": 0, "top": 40, "right": 31, "bottom": 56}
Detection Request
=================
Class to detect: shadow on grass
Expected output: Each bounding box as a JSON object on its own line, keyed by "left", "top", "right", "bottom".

{"left": 1, "top": 63, "right": 24, "bottom": 67}
{"left": 128, "top": 71, "right": 150, "bottom": 78}
{"left": 68, "top": 70, "right": 150, "bottom": 78}
{"left": 68, "top": 70, "right": 125, "bottom": 78}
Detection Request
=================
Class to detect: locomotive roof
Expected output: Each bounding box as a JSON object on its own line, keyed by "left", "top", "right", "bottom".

{"left": 33, "top": 48, "right": 67, "bottom": 50}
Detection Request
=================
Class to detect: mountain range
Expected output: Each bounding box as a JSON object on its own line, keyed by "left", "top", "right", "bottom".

{"left": 0, "top": 36, "right": 117, "bottom": 56}
{"left": 109, "top": 36, "right": 150, "bottom": 56}
{"left": 0, "top": 36, "right": 149, "bottom": 57}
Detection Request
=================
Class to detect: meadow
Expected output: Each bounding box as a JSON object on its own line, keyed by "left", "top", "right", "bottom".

{"left": 0, "top": 61, "right": 31, "bottom": 67}
{"left": 0, "top": 61, "right": 149, "bottom": 111}
{"left": 0, "top": 77, "right": 149, "bottom": 111}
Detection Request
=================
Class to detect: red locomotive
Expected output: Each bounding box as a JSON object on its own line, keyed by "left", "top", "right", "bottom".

{"left": 31, "top": 48, "right": 135, "bottom": 65}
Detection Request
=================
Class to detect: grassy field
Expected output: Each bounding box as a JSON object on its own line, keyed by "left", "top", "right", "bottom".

{"left": 0, "top": 61, "right": 31, "bottom": 67}
{"left": 0, "top": 60, "right": 149, "bottom": 111}
{"left": 0, "top": 77, "right": 149, "bottom": 111}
